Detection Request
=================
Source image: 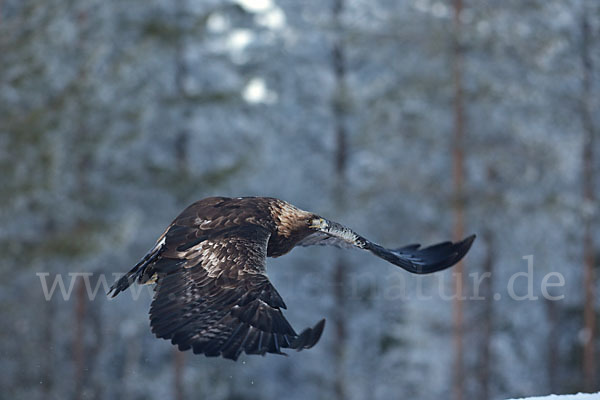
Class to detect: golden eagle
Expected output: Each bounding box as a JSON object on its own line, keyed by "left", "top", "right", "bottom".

{"left": 109, "top": 196, "right": 475, "bottom": 360}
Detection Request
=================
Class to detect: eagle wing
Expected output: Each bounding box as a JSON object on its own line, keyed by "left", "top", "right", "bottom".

{"left": 295, "top": 232, "right": 358, "bottom": 249}
{"left": 112, "top": 221, "right": 324, "bottom": 361}
{"left": 297, "top": 220, "right": 476, "bottom": 275}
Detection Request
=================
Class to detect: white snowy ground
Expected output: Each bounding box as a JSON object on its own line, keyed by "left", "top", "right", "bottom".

{"left": 507, "top": 393, "right": 600, "bottom": 400}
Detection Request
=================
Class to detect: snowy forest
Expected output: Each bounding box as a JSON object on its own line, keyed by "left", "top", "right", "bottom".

{"left": 1, "top": 0, "right": 600, "bottom": 399}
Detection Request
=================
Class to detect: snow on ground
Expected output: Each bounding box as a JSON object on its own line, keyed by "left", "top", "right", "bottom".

{"left": 507, "top": 393, "right": 600, "bottom": 400}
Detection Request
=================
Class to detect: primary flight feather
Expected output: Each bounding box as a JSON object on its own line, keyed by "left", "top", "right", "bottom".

{"left": 109, "top": 196, "right": 475, "bottom": 360}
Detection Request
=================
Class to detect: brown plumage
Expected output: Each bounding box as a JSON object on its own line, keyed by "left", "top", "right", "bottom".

{"left": 109, "top": 196, "right": 475, "bottom": 360}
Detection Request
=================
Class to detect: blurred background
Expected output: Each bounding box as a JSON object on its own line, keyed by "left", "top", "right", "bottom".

{"left": 1, "top": 0, "right": 599, "bottom": 399}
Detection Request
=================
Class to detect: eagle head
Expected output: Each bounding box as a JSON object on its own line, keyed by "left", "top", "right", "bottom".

{"left": 309, "top": 217, "right": 329, "bottom": 231}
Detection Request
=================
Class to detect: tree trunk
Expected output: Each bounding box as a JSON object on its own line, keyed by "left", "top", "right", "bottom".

{"left": 73, "top": 278, "right": 86, "bottom": 400}
{"left": 331, "top": 0, "right": 348, "bottom": 398}
{"left": 174, "top": 350, "right": 185, "bottom": 400}
{"left": 452, "top": 1, "right": 466, "bottom": 399}
{"left": 86, "top": 294, "right": 104, "bottom": 400}
{"left": 580, "top": 11, "right": 596, "bottom": 392}
{"left": 545, "top": 298, "right": 558, "bottom": 393}
{"left": 174, "top": 2, "right": 189, "bottom": 177}
{"left": 478, "top": 229, "right": 494, "bottom": 400}
{"left": 41, "top": 297, "right": 55, "bottom": 399}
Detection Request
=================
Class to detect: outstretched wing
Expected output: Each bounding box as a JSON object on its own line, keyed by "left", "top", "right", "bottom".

{"left": 116, "top": 223, "right": 324, "bottom": 360}
{"left": 365, "top": 235, "right": 476, "bottom": 274}
{"left": 295, "top": 232, "right": 358, "bottom": 249}
{"left": 297, "top": 220, "right": 475, "bottom": 275}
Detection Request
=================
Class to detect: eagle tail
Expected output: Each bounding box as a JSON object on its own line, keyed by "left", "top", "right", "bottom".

{"left": 290, "top": 318, "right": 326, "bottom": 350}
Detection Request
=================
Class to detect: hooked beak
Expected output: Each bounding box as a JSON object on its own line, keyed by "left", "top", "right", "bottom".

{"left": 310, "top": 218, "right": 328, "bottom": 230}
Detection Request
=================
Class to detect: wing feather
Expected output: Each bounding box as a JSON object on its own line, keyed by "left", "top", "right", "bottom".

{"left": 296, "top": 232, "right": 358, "bottom": 249}
{"left": 365, "top": 235, "right": 476, "bottom": 274}
{"left": 297, "top": 218, "right": 475, "bottom": 275}
{"left": 146, "top": 224, "right": 324, "bottom": 360}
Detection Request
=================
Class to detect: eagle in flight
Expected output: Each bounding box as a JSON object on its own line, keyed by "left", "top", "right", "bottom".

{"left": 109, "top": 196, "right": 475, "bottom": 360}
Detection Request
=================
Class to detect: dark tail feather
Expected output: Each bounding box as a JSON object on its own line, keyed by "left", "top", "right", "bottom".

{"left": 108, "top": 247, "right": 162, "bottom": 298}
{"left": 290, "top": 319, "right": 326, "bottom": 350}
{"left": 366, "top": 234, "right": 476, "bottom": 274}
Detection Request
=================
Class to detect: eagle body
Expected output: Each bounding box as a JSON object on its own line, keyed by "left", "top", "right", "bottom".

{"left": 109, "top": 196, "right": 475, "bottom": 360}
{"left": 162, "top": 196, "right": 315, "bottom": 258}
